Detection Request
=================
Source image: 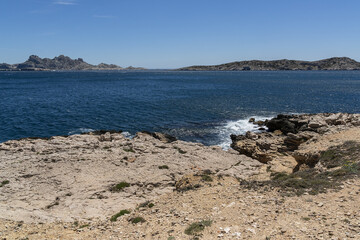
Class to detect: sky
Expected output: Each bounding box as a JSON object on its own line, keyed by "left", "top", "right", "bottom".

{"left": 1, "top": 0, "right": 360, "bottom": 69}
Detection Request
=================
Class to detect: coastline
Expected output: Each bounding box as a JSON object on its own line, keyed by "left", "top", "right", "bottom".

{"left": 1, "top": 113, "right": 359, "bottom": 239}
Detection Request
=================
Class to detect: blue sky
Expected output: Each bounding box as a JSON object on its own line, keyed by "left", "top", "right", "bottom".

{"left": 1, "top": 0, "right": 360, "bottom": 68}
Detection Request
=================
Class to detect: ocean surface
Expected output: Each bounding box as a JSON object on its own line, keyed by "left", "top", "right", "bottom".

{"left": 1, "top": 71, "right": 360, "bottom": 148}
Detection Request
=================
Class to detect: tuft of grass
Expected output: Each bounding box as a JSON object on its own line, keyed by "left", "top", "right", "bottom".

{"left": 110, "top": 182, "right": 130, "bottom": 192}
{"left": 0, "top": 180, "right": 9, "bottom": 187}
{"left": 184, "top": 220, "right": 212, "bottom": 235}
{"left": 138, "top": 201, "right": 155, "bottom": 208}
{"left": 130, "top": 217, "right": 146, "bottom": 224}
{"left": 123, "top": 147, "right": 135, "bottom": 153}
{"left": 201, "top": 175, "right": 213, "bottom": 182}
{"left": 158, "top": 165, "right": 169, "bottom": 169}
{"left": 79, "top": 224, "right": 89, "bottom": 228}
{"left": 174, "top": 146, "right": 187, "bottom": 154}
{"left": 301, "top": 217, "right": 311, "bottom": 221}
{"left": 110, "top": 209, "right": 131, "bottom": 222}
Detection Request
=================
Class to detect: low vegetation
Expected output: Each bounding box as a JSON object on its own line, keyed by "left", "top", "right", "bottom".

{"left": 110, "top": 182, "right": 130, "bottom": 192}
{"left": 0, "top": 180, "right": 9, "bottom": 187}
{"left": 158, "top": 165, "right": 169, "bottom": 169}
{"left": 110, "top": 209, "right": 131, "bottom": 222}
{"left": 184, "top": 220, "right": 212, "bottom": 235}
{"left": 129, "top": 216, "right": 146, "bottom": 224}
{"left": 174, "top": 146, "right": 187, "bottom": 154}
{"left": 241, "top": 141, "right": 360, "bottom": 196}
{"left": 138, "top": 201, "right": 155, "bottom": 208}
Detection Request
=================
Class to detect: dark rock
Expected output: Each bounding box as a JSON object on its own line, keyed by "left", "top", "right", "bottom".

{"left": 142, "top": 131, "right": 177, "bottom": 143}
{"left": 266, "top": 116, "right": 297, "bottom": 134}
{"left": 248, "top": 118, "right": 255, "bottom": 123}
{"left": 254, "top": 120, "right": 265, "bottom": 126}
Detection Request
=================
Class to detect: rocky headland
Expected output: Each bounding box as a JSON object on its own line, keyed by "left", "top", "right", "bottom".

{"left": 178, "top": 57, "right": 360, "bottom": 71}
{"left": 0, "top": 113, "right": 359, "bottom": 239}
{"left": 0, "top": 55, "right": 145, "bottom": 71}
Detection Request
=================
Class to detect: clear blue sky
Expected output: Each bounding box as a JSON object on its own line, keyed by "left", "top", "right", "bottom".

{"left": 1, "top": 0, "right": 360, "bottom": 68}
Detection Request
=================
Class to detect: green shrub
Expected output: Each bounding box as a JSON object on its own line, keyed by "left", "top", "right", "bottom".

{"left": 110, "top": 182, "right": 130, "bottom": 192}
{"left": 184, "top": 220, "right": 212, "bottom": 235}
{"left": 130, "top": 217, "right": 146, "bottom": 224}
{"left": 110, "top": 209, "right": 131, "bottom": 222}
{"left": 0, "top": 180, "right": 9, "bottom": 187}
{"left": 158, "top": 165, "right": 169, "bottom": 169}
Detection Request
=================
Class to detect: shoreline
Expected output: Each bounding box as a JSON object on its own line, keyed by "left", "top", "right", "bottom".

{"left": 1, "top": 113, "right": 359, "bottom": 239}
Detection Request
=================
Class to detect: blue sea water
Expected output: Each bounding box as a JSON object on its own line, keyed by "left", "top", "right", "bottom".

{"left": 1, "top": 71, "right": 360, "bottom": 147}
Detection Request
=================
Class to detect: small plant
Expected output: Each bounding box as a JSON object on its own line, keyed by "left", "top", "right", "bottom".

{"left": 123, "top": 147, "right": 135, "bottom": 153}
{"left": 110, "top": 182, "right": 130, "bottom": 192}
{"left": 201, "top": 175, "right": 213, "bottom": 182}
{"left": 158, "top": 165, "right": 169, "bottom": 169}
{"left": 110, "top": 209, "right": 131, "bottom": 222}
{"left": 138, "top": 201, "right": 155, "bottom": 208}
{"left": 184, "top": 220, "right": 212, "bottom": 235}
{"left": 130, "top": 216, "right": 146, "bottom": 224}
{"left": 301, "top": 217, "right": 310, "bottom": 221}
{"left": 174, "top": 146, "right": 187, "bottom": 154}
{"left": 343, "top": 219, "right": 351, "bottom": 224}
{"left": 0, "top": 180, "right": 9, "bottom": 187}
{"left": 79, "top": 224, "right": 89, "bottom": 228}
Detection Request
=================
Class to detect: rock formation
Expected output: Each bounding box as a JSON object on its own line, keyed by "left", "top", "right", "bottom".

{"left": 231, "top": 113, "right": 360, "bottom": 173}
{"left": 0, "top": 55, "right": 145, "bottom": 71}
{"left": 178, "top": 57, "right": 360, "bottom": 71}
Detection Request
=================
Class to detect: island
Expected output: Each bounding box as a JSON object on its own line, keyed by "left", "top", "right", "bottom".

{"left": 0, "top": 55, "right": 145, "bottom": 71}
{"left": 177, "top": 57, "right": 360, "bottom": 71}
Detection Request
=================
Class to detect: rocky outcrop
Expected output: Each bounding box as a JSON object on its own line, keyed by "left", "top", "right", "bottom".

{"left": 0, "top": 131, "right": 263, "bottom": 223}
{"left": 231, "top": 113, "right": 360, "bottom": 173}
{"left": 0, "top": 55, "right": 145, "bottom": 71}
{"left": 178, "top": 57, "right": 360, "bottom": 71}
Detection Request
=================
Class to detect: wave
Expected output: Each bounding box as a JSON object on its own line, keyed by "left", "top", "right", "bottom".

{"left": 216, "top": 116, "right": 273, "bottom": 150}
{"left": 68, "top": 128, "right": 94, "bottom": 135}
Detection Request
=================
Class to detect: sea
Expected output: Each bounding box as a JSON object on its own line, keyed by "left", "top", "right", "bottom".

{"left": 1, "top": 71, "right": 360, "bottom": 148}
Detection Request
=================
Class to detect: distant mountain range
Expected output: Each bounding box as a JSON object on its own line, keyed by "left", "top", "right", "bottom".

{"left": 177, "top": 57, "right": 360, "bottom": 71}
{"left": 0, "top": 55, "right": 145, "bottom": 71}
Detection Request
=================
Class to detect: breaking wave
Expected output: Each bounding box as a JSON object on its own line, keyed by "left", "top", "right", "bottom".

{"left": 216, "top": 116, "right": 273, "bottom": 150}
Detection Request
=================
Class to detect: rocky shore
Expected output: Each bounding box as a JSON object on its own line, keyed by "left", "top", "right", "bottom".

{"left": 178, "top": 57, "right": 360, "bottom": 71}
{"left": 1, "top": 113, "right": 359, "bottom": 239}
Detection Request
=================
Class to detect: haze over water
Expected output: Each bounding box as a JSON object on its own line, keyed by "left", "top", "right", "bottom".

{"left": 1, "top": 71, "right": 360, "bottom": 147}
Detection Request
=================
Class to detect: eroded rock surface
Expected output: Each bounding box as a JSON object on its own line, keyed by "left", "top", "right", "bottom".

{"left": 0, "top": 132, "right": 263, "bottom": 223}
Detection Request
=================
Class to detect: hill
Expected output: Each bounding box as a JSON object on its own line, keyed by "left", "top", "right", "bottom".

{"left": 178, "top": 57, "right": 360, "bottom": 71}
{"left": 0, "top": 55, "right": 145, "bottom": 71}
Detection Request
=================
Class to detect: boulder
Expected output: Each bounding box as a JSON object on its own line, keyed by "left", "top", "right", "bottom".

{"left": 266, "top": 115, "right": 297, "bottom": 134}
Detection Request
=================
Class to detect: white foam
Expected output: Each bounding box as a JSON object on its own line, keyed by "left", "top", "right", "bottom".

{"left": 216, "top": 116, "right": 273, "bottom": 150}
{"left": 121, "top": 131, "right": 134, "bottom": 139}
{"left": 68, "top": 128, "right": 94, "bottom": 135}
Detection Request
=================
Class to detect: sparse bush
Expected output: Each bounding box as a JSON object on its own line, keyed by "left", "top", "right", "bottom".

{"left": 110, "top": 209, "right": 131, "bottom": 222}
{"left": 201, "top": 175, "right": 213, "bottom": 182}
{"left": 184, "top": 220, "right": 212, "bottom": 235}
{"left": 138, "top": 201, "right": 155, "bottom": 208}
{"left": 123, "top": 147, "right": 135, "bottom": 153}
{"left": 130, "top": 216, "right": 146, "bottom": 224}
{"left": 110, "top": 182, "right": 130, "bottom": 192}
{"left": 158, "top": 165, "right": 169, "bottom": 169}
{"left": 0, "top": 180, "right": 9, "bottom": 187}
